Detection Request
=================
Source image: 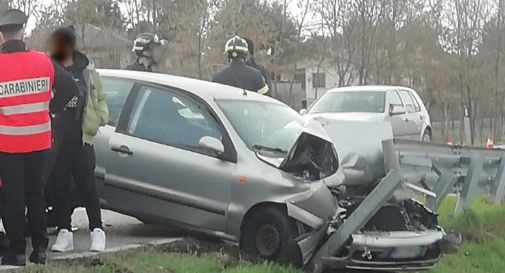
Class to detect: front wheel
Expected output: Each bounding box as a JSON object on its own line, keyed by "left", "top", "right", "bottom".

{"left": 241, "top": 207, "right": 302, "bottom": 267}
{"left": 422, "top": 130, "right": 432, "bottom": 142}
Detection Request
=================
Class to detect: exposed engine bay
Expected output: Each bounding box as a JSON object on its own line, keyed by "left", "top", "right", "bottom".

{"left": 333, "top": 187, "right": 439, "bottom": 232}
{"left": 319, "top": 182, "right": 445, "bottom": 270}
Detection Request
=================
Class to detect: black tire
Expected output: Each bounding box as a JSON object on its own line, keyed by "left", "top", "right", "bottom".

{"left": 241, "top": 207, "right": 302, "bottom": 267}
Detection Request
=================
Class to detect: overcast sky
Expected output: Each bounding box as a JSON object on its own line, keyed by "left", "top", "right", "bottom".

{"left": 25, "top": 0, "right": 305, "bottom": 33}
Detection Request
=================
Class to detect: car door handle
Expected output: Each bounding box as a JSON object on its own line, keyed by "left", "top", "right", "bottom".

{"left": 111, "top": 145, "right": 133, "bottom": 155}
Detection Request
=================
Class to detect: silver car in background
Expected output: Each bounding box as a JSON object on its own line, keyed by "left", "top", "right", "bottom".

{"left": 303, "top": 86, "right": 432, "bottom": 141}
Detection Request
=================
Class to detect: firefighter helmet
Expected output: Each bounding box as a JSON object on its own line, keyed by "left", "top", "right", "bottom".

{"left": 224, "top": 36, "right": 249, "bottom": 58}
{"left": 132, "top": 33, "right": 161, "bottom": 57}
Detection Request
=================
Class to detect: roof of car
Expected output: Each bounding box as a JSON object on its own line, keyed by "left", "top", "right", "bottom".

{"left": 326, "top": 85, "right": 415, "bottom": 93}
{"left": 97, "top": 69, "right": 280, "bottom": 104}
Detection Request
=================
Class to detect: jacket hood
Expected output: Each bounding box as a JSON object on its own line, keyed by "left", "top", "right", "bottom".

{"left": 73, "top": 51, "right": 91, "bottom": 70}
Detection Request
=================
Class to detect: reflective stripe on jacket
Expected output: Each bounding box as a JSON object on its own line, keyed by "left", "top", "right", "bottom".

{"left": 0, "top": 50, "right": 54, "bottom": 153}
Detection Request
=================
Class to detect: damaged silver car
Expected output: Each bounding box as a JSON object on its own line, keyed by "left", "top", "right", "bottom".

{"left": 94, "top": 70, "right": 446, "bottom": 271}
{"left": 95, "top": 70, "right": 338, "bottom": 267}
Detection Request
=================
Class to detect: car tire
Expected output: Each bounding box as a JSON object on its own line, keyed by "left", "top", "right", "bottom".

{"left": 241, "top": 207, "right": 302, "bottom": 267}
{"left": 422, "top": 130, "right": 432, "bottom": 142}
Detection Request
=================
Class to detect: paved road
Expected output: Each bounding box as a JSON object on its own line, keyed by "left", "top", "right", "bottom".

{"left": 0, "top": 209, "right": 179, "bottom": 271}
{"left": 49, "top": 209, "right": 177, "bottom": 258}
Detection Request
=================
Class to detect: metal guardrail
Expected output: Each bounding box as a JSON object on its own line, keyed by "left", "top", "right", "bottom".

{"left": 309, "top": 139, "right": 505, "bottom": 272}
{"left": 393, "top": 139, "right": 505, "bottom": 214}
{"left": 310, "top": 139, "right": 404, "bottom": 273}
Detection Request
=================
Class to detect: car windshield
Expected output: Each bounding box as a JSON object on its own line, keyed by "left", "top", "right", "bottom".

{"left": 217, "top": 100, "right": 305, "bottom": 154}
{"left": 309, "top": 91, "right": 386, "bottom": 113}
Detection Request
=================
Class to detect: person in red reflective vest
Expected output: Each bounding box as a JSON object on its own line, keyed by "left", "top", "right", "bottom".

{"left": 0, "top": 9, "right": 77, "bottom": 266}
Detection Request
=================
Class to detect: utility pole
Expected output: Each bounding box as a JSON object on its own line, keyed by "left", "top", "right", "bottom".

{"left": 494, "top": 0, "right": 503, "bottom": 139}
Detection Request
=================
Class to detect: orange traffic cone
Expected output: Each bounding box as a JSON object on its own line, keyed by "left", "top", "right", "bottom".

{"left": 487, "top": 134, "right": 494, "bottom": 149}
{"left": 447, "top": 136, "right": 454, "bottom": 146}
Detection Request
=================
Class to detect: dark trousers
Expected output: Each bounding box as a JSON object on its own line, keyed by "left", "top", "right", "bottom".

{"left": 42, "top": 117, "right": 66, "bottom": 186}
{"left": 0, "top": 151, "right": 49, "bottom": 254}
{"left": 52, "top": 142, "right": 102, "bottom": 231}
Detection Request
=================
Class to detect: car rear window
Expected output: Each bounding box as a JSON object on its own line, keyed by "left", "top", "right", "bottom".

{"left": 101, "top": 76, "right": 134, "bottom": 126}
{"left": 309, "top": 91, "right": 386, "bottom": 114}
{"left": 398, "top": 90, "right": 417, "bottom": 113}
{"left": 407, "top": 91, "right": 422, "bottom": 112}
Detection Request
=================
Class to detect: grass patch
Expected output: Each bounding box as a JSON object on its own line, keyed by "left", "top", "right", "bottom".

{"left": 23, "top": 196, "right": 505, "bottom": 273}
{"left": 23, "top": 252, "right": 303, "bottom": 273}
{"left": 429, "top": 196, "right": 505, "bottom": 273}
{"left": 437, "top": 196, "right": 505, "bottom": 241}
{"left": 430, "top": 236, "right": 505, "bottom": 273}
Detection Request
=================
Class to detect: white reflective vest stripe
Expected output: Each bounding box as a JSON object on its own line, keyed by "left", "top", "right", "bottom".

{"left": 0, "top": 101, "right": 50, "bottom": 115}
{"left": 258, "top": 85, "right": 269, "bottom": 95}
{"left": 0, "top": 121, "right": 51, "bottom": 136}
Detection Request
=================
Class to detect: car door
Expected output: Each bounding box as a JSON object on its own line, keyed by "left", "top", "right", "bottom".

{"left": 388, "top": 90, "right": 411, "bottom": 138}
{"left": 104, "top": 83, "right": 236, "bottom": 232}
{"left": 398, "top": 89, "right": 423, "bottom": 139}
{"left": 94, "top": 76, "right": 135, "bottom": 181}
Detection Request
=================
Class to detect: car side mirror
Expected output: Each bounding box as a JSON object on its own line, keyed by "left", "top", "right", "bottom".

{"left": 389, "top": 105, "right": 406, "bottom": 116}
{"left": 299, "top": 109, "right": 307, "bottom": 115}
{"left": 199, "top": 136, "right": 225, "bottom": 155}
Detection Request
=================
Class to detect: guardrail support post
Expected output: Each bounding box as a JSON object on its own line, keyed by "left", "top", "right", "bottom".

{"left": 490, "top": 156, "right": 505, "bottom": 204}
{"left": 426, "top": 171, "right": 458, "bottom": 211}
{"left": 307, "top": 139, "right": 403, "bottom": 273}
{"left": 455, "top": 156, "right": 484, "bottom": 215}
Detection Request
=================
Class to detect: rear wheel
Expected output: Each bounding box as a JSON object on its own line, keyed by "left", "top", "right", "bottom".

{"left": 241, "top": 207, "right": 302, "bottom": 267}
{"left": 422, "top": 130, "right": 432, "bottom": 142}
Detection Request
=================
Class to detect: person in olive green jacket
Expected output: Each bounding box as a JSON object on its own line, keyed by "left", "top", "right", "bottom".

{"left": 82, "top": 62, "right": 108, "bottom": 144}
{"left": 48, "top": 26, "right": 108, "bottom": 254}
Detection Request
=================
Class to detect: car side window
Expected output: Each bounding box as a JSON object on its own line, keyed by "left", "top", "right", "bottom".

{"left": 389, "top": 91, "right": 403, "bottom": 107}
{"left": 407, "top": 91, "right": 422, "bottom": 112}
{"left": 126, "top": 85, "right": 223, "bottom": 155}
{"left": 101, "top": 76, "right": 135, "bottom": 126}
{"left": 398, "top": 90, "right": 416, "bottom": 113}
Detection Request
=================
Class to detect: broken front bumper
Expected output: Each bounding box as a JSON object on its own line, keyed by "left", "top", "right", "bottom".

{"left": 322, "top": 230, "right": 444, "bottom": 271}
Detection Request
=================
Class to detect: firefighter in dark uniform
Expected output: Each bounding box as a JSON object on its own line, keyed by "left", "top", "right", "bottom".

{"left": 243, "top": 37, "right": 272, "bottom": 94}
{"left": 0, "top": 9, "right": 77, "bottom": 266}
{"left": 212, "top": 36, "right": 269, "bottom": 94}
{"left": 125, "top": 33, "right": 162, "bottom": 72}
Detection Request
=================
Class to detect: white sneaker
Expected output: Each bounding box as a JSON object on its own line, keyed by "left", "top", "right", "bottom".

{"left": 51, "top": 229, "right": 74, "bottom": 252}
{"left": 90, "top": 228, "right": 106, "bottom": 252}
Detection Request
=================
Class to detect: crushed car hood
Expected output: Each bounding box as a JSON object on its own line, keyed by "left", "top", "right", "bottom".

{"left": 279, "top": 119, "right": 339, "bottom": 181}
{"left": 257, "top": 119, "right": 339, "bottom": 181}
{"left": 310, "top": 117, "right": 394, "bottom": 187}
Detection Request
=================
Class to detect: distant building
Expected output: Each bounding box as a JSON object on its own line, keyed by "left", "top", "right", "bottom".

{"left": 278, "top": 60, "right": 356, "bottom": 108}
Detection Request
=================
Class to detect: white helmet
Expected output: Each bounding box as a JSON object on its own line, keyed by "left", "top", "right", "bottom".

{"left": 224, "top": 36, "right": 249, "bottom": 57}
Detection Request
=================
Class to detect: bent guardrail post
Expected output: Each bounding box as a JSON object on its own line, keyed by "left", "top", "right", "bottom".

{"left": 490, "top": 155, "right": 505, "bottom": 204}
{"left": 426, "top": 170, "right": 458, "bottom": 211}
{"left": 308, "top": 139, "right": 403, "bottom": 273}
{"left": 454, "top": 155, "right": 484, "bottom": 215}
